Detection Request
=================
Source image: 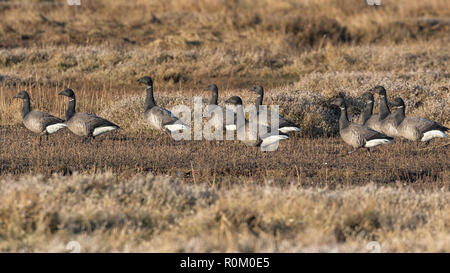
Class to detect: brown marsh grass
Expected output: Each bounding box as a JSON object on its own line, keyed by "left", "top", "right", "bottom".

{"left": 0, "top": 0, "right": 449, "bottom": 252}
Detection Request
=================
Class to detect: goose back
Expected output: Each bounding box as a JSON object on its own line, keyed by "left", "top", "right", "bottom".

{"left": 363, "top": 115, "right": 383, "bottom": 132}
{"left": 341, "top": 123, "right": 392, "bottom": 148}
{"left": 398, "top": 117, "right": 448, "bottom": 141}
{"left": 23, "top": 111, "right": 64, "bottom": 134}
{"left": 144, "top": 106, "right": 180, "bottom": 131}
{"left": 66, "top": 112, "right": 118, "bottom": 137}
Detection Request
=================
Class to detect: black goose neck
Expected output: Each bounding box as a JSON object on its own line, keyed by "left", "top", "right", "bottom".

{"left": 379, "top": 95, "right": 391, "bottom": 120}
{"left": 21, "top": 98, "right": 31, "bottom": 119}
{"left": 338, "top": 105, "right": 350, "bottom": 130}
{"left": 255, "top": 92, "right": 264, "bottom": 114}
{"left": 361, "top": 102, "right": 373, "bottom": 124}
{"left": 66, "top": 96, "right": 76, "bottom": 121}
{"left": 209, "top": 91, "right": 218, "bottom": 105}
{"left": 393, "top": 106, "right": 406, "bottom": 124}
{"left": 145, "top": 85, "right": 156, "bottom": 110}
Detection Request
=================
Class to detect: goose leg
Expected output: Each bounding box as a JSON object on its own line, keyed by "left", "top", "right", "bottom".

{"left": 366, "top": 148, "right": 371, "bottom": 157}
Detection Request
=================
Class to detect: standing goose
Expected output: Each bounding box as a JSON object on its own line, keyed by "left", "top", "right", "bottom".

{"left": 359, "top": 92, "right": 383, "bottom": 132}
{"left": 370, "top": 85, "right": 399, "bottom": 137}
{"left": 370, "top": 86, "right": 391, "bottom": 120}
{"left": 137, "top": 76, "right": 189, "bottom": 134}
{"left": 250, "top": 85, "right": 301, "bottom": 133}
{"left": 58, "top": 88, "right": 119, "bottom": 139}
{"left": 224, "top": 96, "right": 288, "bottom": 151}
{"left": 206, "top": 84, "right": 237, "bottom": 131}
{"left": 13, "top": 90, "right": 66, "bottom": 144}
{"left": 389, "top": 98, "right": 448, "bottom": 142}
{"left": 331, "top": 96, "right": 393, "bottom": 154}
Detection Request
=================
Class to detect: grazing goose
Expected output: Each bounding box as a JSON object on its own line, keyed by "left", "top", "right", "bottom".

{"left": 370, "top": 86, "right": 399, "bottom": 137}
{"left": 250, "top": 85, "right": 301, "bottom": 133}
{"left": 331, "top": 97, "right": 393, "bottom": 154}
{"left": 13, "top": 90, "right": 66, "bottom": 144}
{"left": 390, "top": 98, "right": 448, "bottom": 142}
{"left": 359, "top": 92, "right": 383, "bottom": 132}
{"left": 206, "top": 84, "right": 237, "bottom": 131}
{"left": 137, "top": 76, "right": 189, "bottom": 134}
{"left": 58, "top": 88, "right": 119, "bottom": 138}
{"left": 224, "top": 96, "right": 288, "bottom": 151}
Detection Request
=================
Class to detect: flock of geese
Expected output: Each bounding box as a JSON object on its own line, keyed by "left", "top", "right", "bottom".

{"left": 12, "top": 76, "right": 448, "bottom": 153}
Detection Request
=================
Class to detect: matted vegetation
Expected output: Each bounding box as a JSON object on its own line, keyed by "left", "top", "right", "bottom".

{"left": 0, "top": 173, "right": 448, "bottom": 252}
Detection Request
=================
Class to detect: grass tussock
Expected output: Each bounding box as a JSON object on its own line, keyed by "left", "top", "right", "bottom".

{"left": 0, "top": 173, "right": 448, "bottom": 252}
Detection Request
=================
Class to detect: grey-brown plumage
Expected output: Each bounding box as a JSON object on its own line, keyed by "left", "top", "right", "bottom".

{"left": 389, "top": 98, "right": 448, "bottom": 142}
{"left": 369, "top": 85, "right": 399, "bottom": 137}
{"left": 206, "top": 84, "right": 237, "bottom": 131}
{"left": 359, "top": 92, "right": 383, "bottom": 133}
{"left": 332, "top": 96, "right": 393, "bottom": 154}
{"left": 13, "top": 91, "right": 66, "bottom": 144}
{"left": 58, "top": 88, "right": 119, "bottom": 138}
{"left": 250, "top": 85, "right": 301, "bottom": 133}
{"left": 137, "top": 76, "right": 188, "bottom": 134}
{"left": 224, "top": 96, "right": 288, "bottom": 151}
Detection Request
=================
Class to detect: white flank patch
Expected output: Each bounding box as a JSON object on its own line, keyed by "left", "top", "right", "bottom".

{"left": 279, "top": 127, "right": 301, "bottom": 133}
{"left": 421, "top": 130, "right": 448, "bottom": 142}
{"left": 364, "top": 138, "right": 393, "bottom": 147}
{"left": 261, "top": 135, "right": 289, "bottom": 147}
{"left": 93, "top": 126, "right": 118, "bottom": 136}
{"left": 225, "top": 124, "right": 237, "bottom": 131}
{"left": 164, "top": 124, "right": 188, "bottom": 132}
{"left": 46, "top": 123, "right": 67, "bottom": 134}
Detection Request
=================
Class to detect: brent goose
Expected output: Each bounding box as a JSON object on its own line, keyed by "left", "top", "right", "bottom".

{"left": 390, "top": 97, "right": 448, "bottom": 142}
{"left": 224, "top": 96, "right": 288, "bottom": 151}
{"left": 250, "top": 85, "right": 301, "bottom": 133}
{"left": 13, "top": 90, "right": 66, "bottom": 144}
{"left": 58, "top": 88, "right": 119, "bottom": 138}
{"left": 137, "top": 76, "right": 189, "bottom": 134}
{"left": 332, "top": 96, "right": 393, "bottom": 154}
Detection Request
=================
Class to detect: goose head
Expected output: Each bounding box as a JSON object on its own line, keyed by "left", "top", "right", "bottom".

{"left": 370, "top": 86, "right": 387, "bottom": 96}
{"left": 390, "top": 97, "right": 405, "bottom": 110}
{"left": 361, "top": 92, "right": 374, "bottom": 104}
{"left": 137, "top": 76, "right": 153, "bottom": 86}
{"left": 207, "top": 84, "right": 218, "bottom": 94}
{"left": 13, "top": 90, "right": 30, "bottom": 100}
{"left": 250, "top": 85, "right": 264, "bottom": 95}
{"left": 58, "top": 88, "right": 75, "bottom": 98}
{"left": 224, "top": 96, "right": 243, "bottom": 106}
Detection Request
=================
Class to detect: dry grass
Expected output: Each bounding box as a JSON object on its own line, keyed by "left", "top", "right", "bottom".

{"left": 0, "top": 0, "right": 449, "bottom": 252}
{"left": 0, "top": 173, "right": 448, "bottom": 252}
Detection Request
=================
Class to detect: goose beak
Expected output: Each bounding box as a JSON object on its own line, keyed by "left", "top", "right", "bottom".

{"left": 13, "top": 94, "right": 20, "bottom": 99}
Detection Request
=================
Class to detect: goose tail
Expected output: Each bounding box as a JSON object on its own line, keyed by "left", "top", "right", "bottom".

{"left": 45, "top": 123, "right": 67, "bottom": 134}
{"left": 421, "top": 130, "right": 448, "bottom": 142}
{"left": 164, "top": 123, "right": 189, "bottom": 132}
{"left": 279, "top": 126, "right": 301, "bottom": 133}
